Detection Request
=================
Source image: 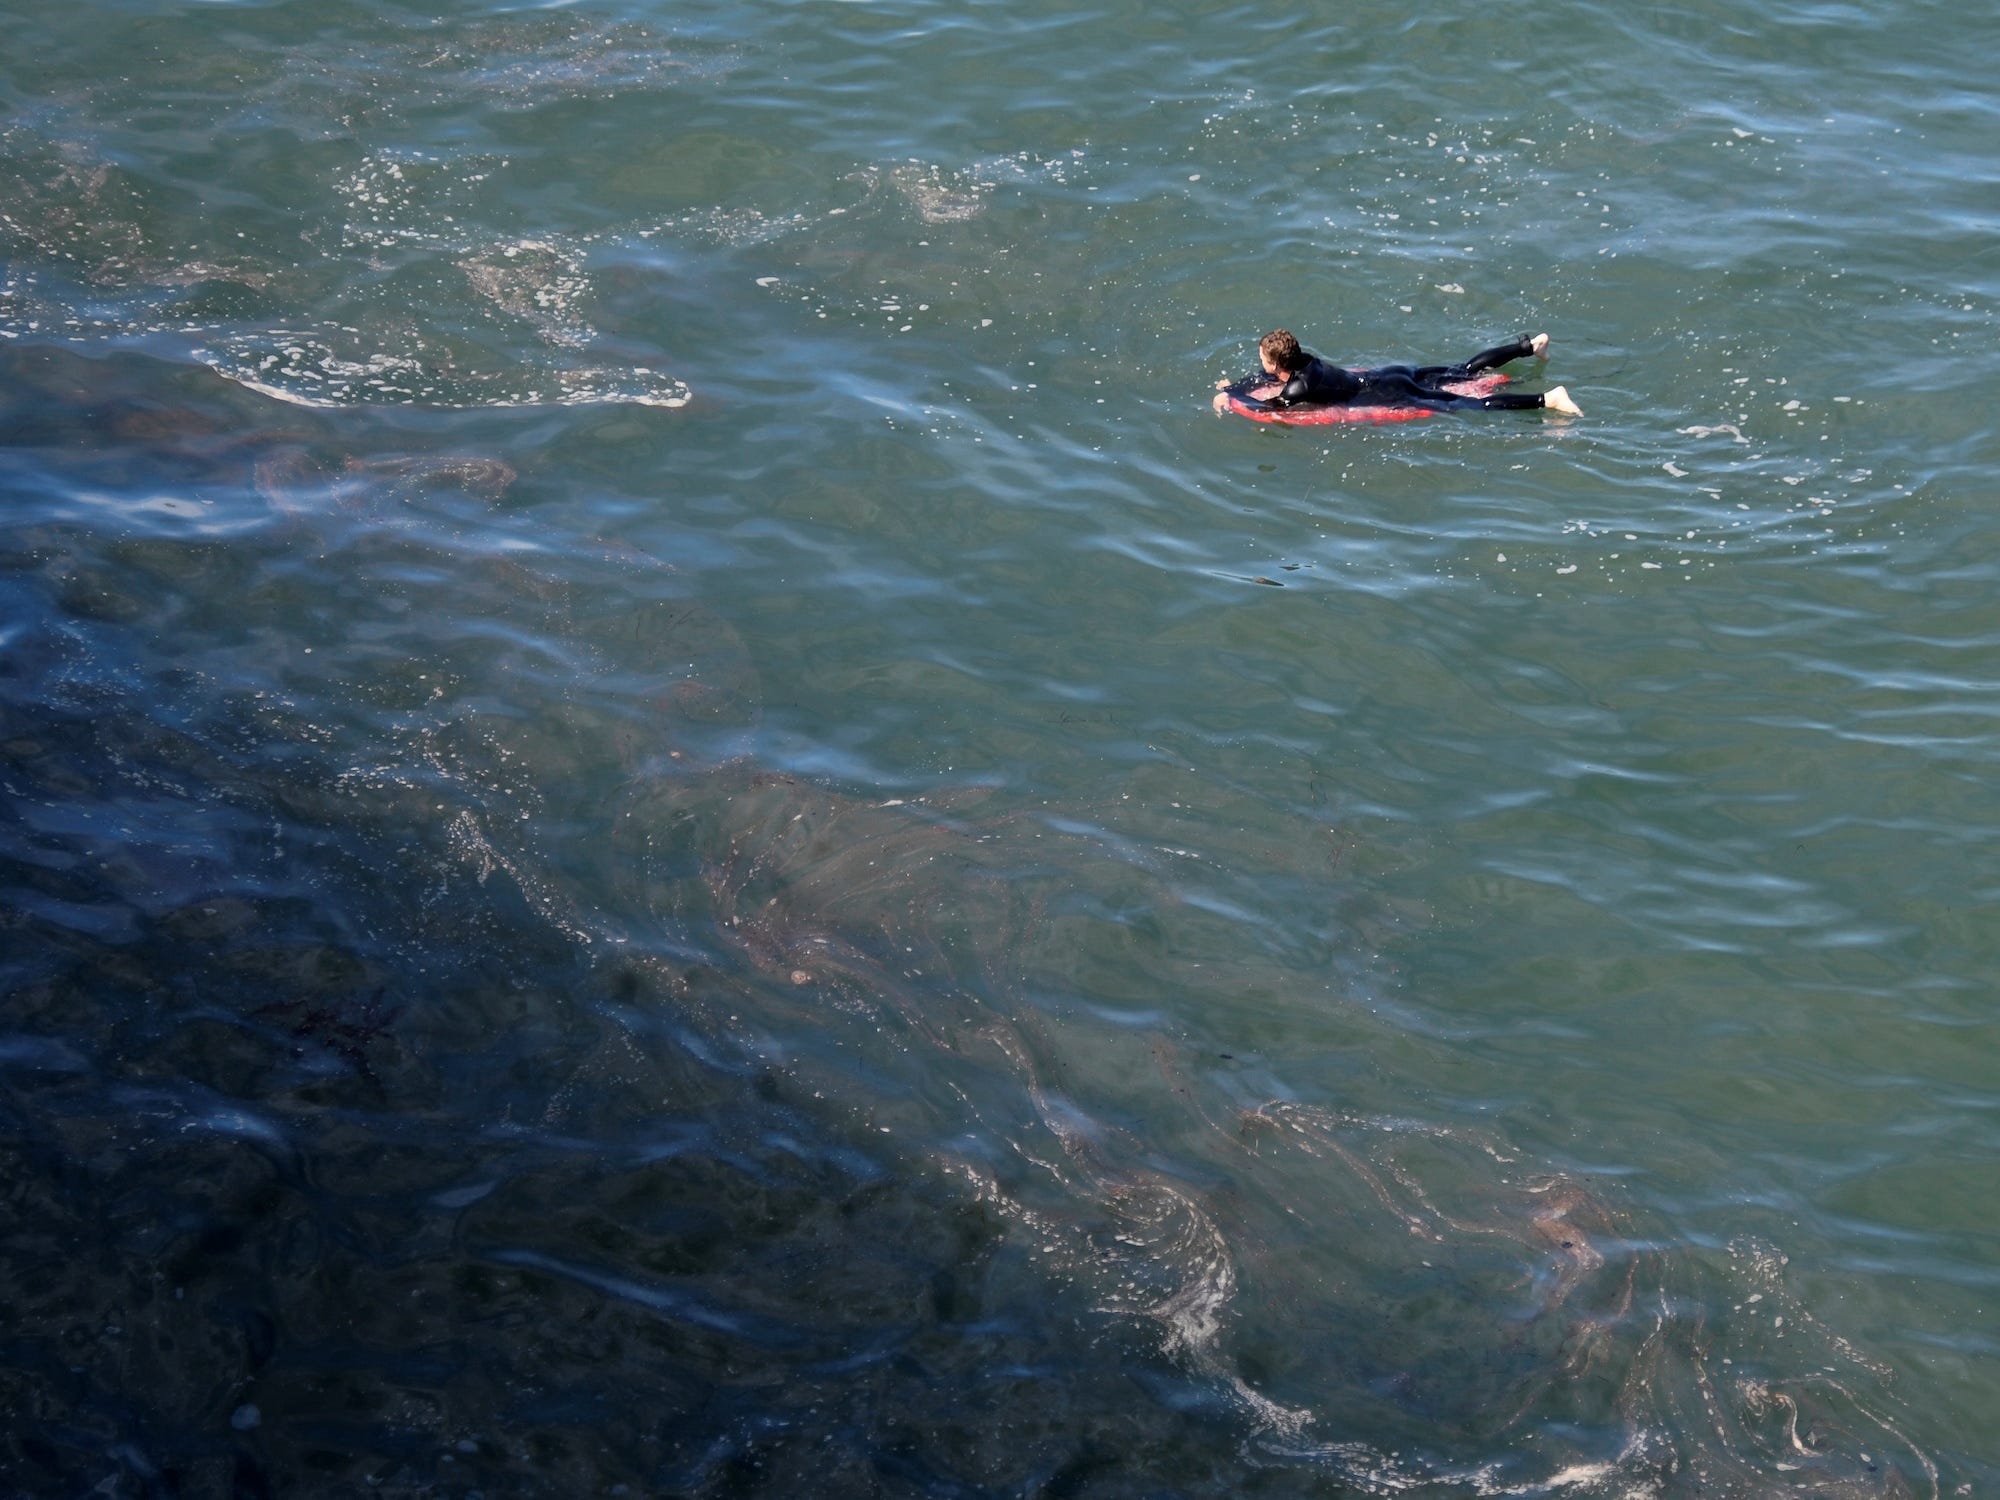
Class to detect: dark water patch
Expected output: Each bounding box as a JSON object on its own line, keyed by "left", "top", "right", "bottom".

{"left": 0, "top": 431, "right": 1938, "bottom": 1490}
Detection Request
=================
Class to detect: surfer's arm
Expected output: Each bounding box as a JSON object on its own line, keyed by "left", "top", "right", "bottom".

{"left": 1268, "top": 373, "right": 1311, "bottom": 408}
{"left": 1214, "top": 373, "right": 1281, "bottom": 412}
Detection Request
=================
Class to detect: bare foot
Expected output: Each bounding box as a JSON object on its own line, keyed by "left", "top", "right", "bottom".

{"left": 1528, "top": 332, "right": 1550, "bottom": 358}
{"left": 1543, "top": 384, "right": 1582, "bottom": 416}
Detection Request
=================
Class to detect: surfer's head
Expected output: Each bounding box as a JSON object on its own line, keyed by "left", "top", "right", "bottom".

{"left": 1259, "top": 329, "right": 1304, "bottom": 376}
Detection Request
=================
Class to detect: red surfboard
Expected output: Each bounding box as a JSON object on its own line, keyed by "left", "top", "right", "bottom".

{"left": 1223, "top": 372, "right": 1509, "bottom": 426}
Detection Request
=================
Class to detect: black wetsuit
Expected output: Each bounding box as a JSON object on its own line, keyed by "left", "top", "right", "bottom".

{"left": 1269, "top": 353, "right": 1364, "bottom": 406}
{"left": 1233, "top": 335, "right": 1549, "bottom": 412}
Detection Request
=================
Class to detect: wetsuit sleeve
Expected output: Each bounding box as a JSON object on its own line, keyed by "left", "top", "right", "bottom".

{"left": 1219, "top": 372, "right": 1278, "bottom": 409}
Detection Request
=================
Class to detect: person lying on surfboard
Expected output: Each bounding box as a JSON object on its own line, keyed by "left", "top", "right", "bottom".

{"left": 1211, "top": 329, "right": 1582, "bottom": 417}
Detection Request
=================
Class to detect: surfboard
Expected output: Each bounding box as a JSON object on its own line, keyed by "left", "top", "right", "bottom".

{"left": 1221, "top": 371, "right": 1509, "bottom": 426}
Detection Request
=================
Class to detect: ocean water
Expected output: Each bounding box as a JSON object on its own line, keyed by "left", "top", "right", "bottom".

{"left": 2, "top": 0, "right": 1997, "bottom": 1493}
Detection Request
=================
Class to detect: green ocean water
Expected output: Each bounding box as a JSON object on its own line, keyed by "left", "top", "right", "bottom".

{"left": 1, "top": 0, "right": 1996, "bottom": 1493}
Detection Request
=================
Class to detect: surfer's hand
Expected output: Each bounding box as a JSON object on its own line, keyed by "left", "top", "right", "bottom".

{"left": 1211, "top": 390, "right": 1230, "bottom": 413}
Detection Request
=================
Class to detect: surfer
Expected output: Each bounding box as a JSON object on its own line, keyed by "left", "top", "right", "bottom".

{"left": 1212, "top": 330, "right": 1582, "bottom": 416}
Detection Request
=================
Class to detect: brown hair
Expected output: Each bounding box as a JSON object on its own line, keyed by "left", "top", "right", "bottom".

{"left": 1259, "top": 329, "right": 1304, "bottom": 373}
